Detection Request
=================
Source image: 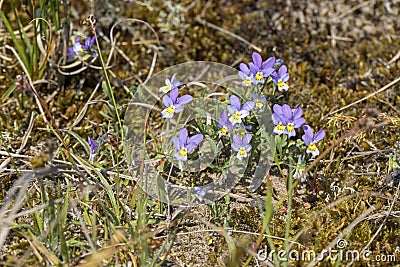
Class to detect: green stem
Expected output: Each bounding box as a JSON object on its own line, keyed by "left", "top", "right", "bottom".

{"left": 93, "top": 35, "right": 123, "bottom": 140}
{"left": 283, "top": 163, "right": 294, "bottom": 267}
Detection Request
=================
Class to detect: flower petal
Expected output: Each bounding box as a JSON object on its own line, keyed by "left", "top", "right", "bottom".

{"left": 242, "top": 133, "right": 252, "bottom": 145}
{"left": 176, "top": 95, "right": 193, "bottom": 105}
{"left": 179, "top": 128, "right": 188, "bottom": 143}
{"left": 281, "top": 73, "right": 290, "bottom": 82}
{"left": 169, "top": 87, "right": 179, "bottom": 103}
{"left": 239, "top": 110, "right": 250, "bottom": 118}
{"left": 172, "top": 136, "right": 182, "bottom": 150}
{"left": 281, "top": 104, "right": 292, "bottom": 120}
{"left": 186, "top": 143, "right": 197, "bottom": 152}
{"left": 162, "top": 95, "right": 173, "bottom": 107}
{"left": 273, "top": 104, "right": 283, "bottom": 114}
{"left": 244, "top": 144, "right": 252, "bottom": 152}
{"left": 232, "top": 143, "right": 241, "bottom": 151}
{"left": 242, "top": 101, "right": 255, "bottom": 112}
{"left": 227, "top": 105, "right": 238, "bottom": 115}
{"left": 232, "top": 134, "right": 242, "bottom": 146}
{"left": 188, "top": 134, "right": 203, "bottom": 146}
{"left": 248, "top": 62, "right": 259, "bottom": 75}
{"left": 238, "top": 71, "right": 247, "bottom": 80}
{"left": 278, "top": 65, "right": 288, "bottom": 77}
{"left": 239, "top": 63, "right": 249, "bottom": 74}
{"left": 174, "top": 104, "right": 184, "bottom": 113}
{"left": 170, "top": 73, "right": 177, "bottom": 82}
{"left": 270, "top": 71, "right": 278, "bottom": 83}
{"left": 252, "top": 52, "right": 262, "bottom": 67}
{"left": 314, "top": 130, "right": 326, "bottom": 142}
{"left": 262, "top": 56, "right": 275, "bottom": 69}
{"left": 293, "top": 117, "right": 305, "bottom": 128}
{"left": 292, "top": 107, "right": 303, "bottom": 120}
{"left": 230, "top": 95, "right": 241, "bottom": 109}
{"left": 262, "top": 67, "right": 274, "bottom": 77}
{"left": 174, "top": 151, "right": 187, "bottom": 161}
{"left": 302, "top": 125, "right": 314, "bottom": 145}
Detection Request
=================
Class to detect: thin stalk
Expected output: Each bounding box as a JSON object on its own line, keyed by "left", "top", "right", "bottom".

{"left": 283, "top": 163, "right": 294, "bottom": 267}
{"left": 90, "top": 24, "right": 123, "bottom": 140}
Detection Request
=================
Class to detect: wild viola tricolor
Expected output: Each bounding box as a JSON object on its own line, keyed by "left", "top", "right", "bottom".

{"left": 154, "top": 52, "right": 326, "bottom": 185}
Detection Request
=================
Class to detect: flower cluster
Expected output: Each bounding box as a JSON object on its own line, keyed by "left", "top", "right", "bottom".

{"left": 271, "top": 103, "right": 325, "bottom": 158}
{"left": 157, "top": 51, "right": 327, "bottom": 184}
{"left": 158, "top": 74, "right": 201, "bottom": 162}
{"left": 238, "top": 52, "right": 289, "bottom": 91}
{"left": 235, "top": 52, "right": 326, "bottom": 185}
{"left": 217, "top": 95, "right": 259, "bottom": 161}
{"left": 67, "top": 36, "right": 97, "bottom": 61}
{"left": 272, "top": 104, "right": 305, "bottom": 138}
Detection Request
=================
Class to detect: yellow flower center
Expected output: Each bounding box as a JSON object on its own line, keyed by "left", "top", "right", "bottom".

{"left": 277, "top": 80, "right": 285, "bottom": 88}
{"left": 244, "top": 77, "right": 252, "bottom": 85}
{"left": 286, "top": 123, "right": 294, "bottom": 133}
{"left": 179, "top": 148, "right": 188, "bottom": 157}
{"left": 220, "top": 126, "right": 228, "bottom": 135}
{"left": 255, "top": 100, "right": 263, "bottom": 108}
{"left": 165, "top": 105, "right": 175, "bottom": 115}
{"left": 238, "top": 147, "right": 247, "bottom": 158}
{"left": 276, "top": 122, "right": 285, "bottom": 132}
{"left": 308, "top": 143, "right": 317, "bottom": 152}
{"left": 255, "top": 72, "right": 263, "bottom": 81}
{"left": 238, "top": 128, "right": 246, "bottom": 138}
{"left": 232, "top": 112, "right": 242, "bottom": 123}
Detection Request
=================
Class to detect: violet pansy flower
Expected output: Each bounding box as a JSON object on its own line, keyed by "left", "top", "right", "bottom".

{"left": 88, "top": 137, "right": 100, "bottom": 163}
{"left": 232, "top": 133, "right": 252, "bottom": 161}
{"left": 217, "top": 110, "right": 233, "bottom": 137}
{"left": 227, "top": 95, "right": 255, "bottom": 126}
{"left": 172, "top": 128, "right": 203, "bottom": 161}
{"left": 302, "top": 125, "right": 325, "bottom": 158}
{"left": 161, "top": 87, "right": 193, "bottom": 119}
{"left": 272, "top": 104, "right": 305, "bottom": 137}
{"left": 67, "top": 36, "right": 96, "bottom": 61}
{"left": 271, "top": 65, "right": 290, "bottom": 91}
{"left": 252, "top": 93, "right": 267, "bottom": 109}
{"left": 238, "top": 63, "right": 254, "bottom": 86}
{"left": 248, "top": 52, "right": 275, "bottom": 84}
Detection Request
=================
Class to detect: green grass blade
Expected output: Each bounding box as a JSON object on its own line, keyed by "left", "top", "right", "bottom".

{"left": 0, "top": 10, "right": 31, "bottom": 75}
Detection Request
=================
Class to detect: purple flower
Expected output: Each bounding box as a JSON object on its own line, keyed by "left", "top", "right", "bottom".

{"left": 302, "top": 125, "right": 325, "bottom": 158}
{"left": 217, "top": 110, "right": 233, "bottom": 137}
{"left": 160, "top": 73, "right": 180, "bottom": 94}
{"left": 82, "top": 36, "right": 96, "bottom": 51}
{"left": 238, "top": 63, "right": 254, "bottom": 86}
{"left": 193, "top": 187, "right": 206, "bottom": 201}
{"left": 232, "top": 133, "right": 252, "bottom": 161}
{"left": 172, "top": 128, "right": 203, "bottom": 161}
{"left": 67, "top": 36, "right": 96, "bottom": 61}
{"left": 88, "top": 137, "right": 100, "bottom": 162}
{"left": 272, "top": 104, "right": 305, "bottom": 137}
{"left": 248, "top": 52, "right": 275, "bottom": 84}
{"left": 252, "top": 93, "right": 267, "bottom": 109}
{"left": 161, "top": 87, "right": 193, "bottom": 119}
{"left": 271, "top": 65, "right": 290, "bottom": 91}
{"left": 227, "top": 95, "right": 255, "bottom": 126}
